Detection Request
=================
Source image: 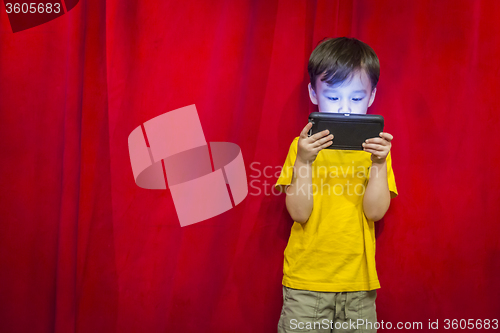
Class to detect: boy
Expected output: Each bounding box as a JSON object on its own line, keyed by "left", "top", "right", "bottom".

{"left": 275, "top": 37, "right": 398, "bottom": 333}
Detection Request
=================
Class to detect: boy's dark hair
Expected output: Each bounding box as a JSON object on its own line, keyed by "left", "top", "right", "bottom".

{"left": 308, "top": 37, "right": 380, "bottom": 91}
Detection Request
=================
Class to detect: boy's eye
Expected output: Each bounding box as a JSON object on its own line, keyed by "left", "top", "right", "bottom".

{"left": 326, "top": 97, "right": 338, "bottom": 101}
{"left": 352, "top": 98, "right": 363, "bottom": 102}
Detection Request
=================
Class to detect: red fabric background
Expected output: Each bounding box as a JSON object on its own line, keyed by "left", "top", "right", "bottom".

{"left": 1, "top": 0, "right": 499, "bottom": 332}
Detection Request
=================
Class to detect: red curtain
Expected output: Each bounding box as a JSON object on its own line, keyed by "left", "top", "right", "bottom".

{"left": 1, "top": 0, "right": 499, "bottom": 332}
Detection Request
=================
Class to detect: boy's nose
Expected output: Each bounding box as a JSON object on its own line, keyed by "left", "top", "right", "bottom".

{"left": 338, "top": 101, "right": 351, "bottom": 113}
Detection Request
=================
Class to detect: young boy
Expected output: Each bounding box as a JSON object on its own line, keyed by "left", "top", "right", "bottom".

{"left": 275, "top": 37, "right": 398, "bottom": 333}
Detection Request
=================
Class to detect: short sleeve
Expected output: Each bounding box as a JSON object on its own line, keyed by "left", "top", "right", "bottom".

{"left": 368, "top": 151, "right": 398, "bottom": 198}
{"left": 274, "top": 137, "right": 299, "bottom": 193}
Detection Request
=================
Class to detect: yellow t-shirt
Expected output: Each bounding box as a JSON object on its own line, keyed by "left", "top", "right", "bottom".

{"left": 274, "top": 136, "right": 398, "bottom": 292}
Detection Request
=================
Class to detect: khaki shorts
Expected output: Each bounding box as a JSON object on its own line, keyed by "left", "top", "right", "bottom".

{"left": 278, "top": 286, "right": 378, "bottom": 333}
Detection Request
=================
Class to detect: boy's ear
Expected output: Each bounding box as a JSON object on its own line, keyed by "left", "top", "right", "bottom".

{"left": 308, "top": 83, "right": 318, "bottom": 105}
{"left": 367, "top": 87, "right": 377, "bottom": 107}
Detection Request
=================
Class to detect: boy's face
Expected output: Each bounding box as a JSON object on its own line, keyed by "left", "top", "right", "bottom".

{"left": 308, "top": 69, "right": 376, "bottom": 114}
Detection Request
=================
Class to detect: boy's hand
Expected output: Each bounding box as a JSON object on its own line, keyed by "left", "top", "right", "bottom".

{"left": 296, "top": 122, "right": 333, "bottom": 164}
{"left": 362, "top": 132, "right": 393, "bottom": 164}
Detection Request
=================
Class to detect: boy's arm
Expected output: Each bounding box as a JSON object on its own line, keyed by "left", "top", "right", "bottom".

{"left": 362, "top": 132, "right": 394, "bottom": 221}
{"left": 284, "top": 122, "right": 333, "bottom": 224}
{"left": 285, "top": 159, "right": 313, "bottom": 224}
{"left": 362, "top": 160, "right": 391, "bottom": 221}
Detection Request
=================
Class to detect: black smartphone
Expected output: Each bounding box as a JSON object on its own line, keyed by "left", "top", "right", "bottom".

{"left": 308, "top": 112, "right": 384, "bottom": 150}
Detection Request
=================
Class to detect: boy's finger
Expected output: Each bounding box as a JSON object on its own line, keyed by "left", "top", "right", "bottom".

{"left": 365, "top": 137, "right": 387, "bottom": 145}
{"left": 300, "top": 122, "right": 313, "bottom": 137}
{"left": 363, "top": 148, "right": 378, "bottom": 154}
{"left": 317, "top": 140, "right": 333, "bottom": 151}
{"left": 312, "top": 134, "right": 334, "bottom": 148}
{"left": 379, "top": 132, "right": 394, "bottom": 142}
{"left": 310, "top": 129, "right": 330, "bottom": 141}
{"left": 364, "top": 148, "right": 385, "bottom": 159}
{"left": 362, "top": 143, "right": 385, "bottom": 151}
